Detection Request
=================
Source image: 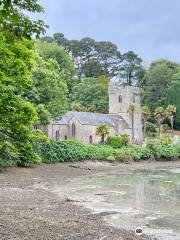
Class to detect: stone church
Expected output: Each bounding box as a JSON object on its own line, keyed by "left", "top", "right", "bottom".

{"left": 39, "top": 81, "right": 143, "bottom": 144}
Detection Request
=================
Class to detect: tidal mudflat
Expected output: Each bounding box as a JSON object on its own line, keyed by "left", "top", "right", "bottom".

{"left": 1, "top": 161, "right": 180, "bottom": 240}
{"left": 60, "top": 168, "right": 180, "bottom": 240}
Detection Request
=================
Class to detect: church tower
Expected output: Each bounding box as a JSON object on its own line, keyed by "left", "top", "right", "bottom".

{"left": 109, "top": 81, "right": 143, "bottom": 144}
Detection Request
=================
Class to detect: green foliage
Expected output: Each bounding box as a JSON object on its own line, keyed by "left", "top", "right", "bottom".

{"left": 165, "top": 105, "right": 176, "bottom": 130}
{"left": 43, "top": 33, "right": 147, "bottom": 82}
{"left": 36, "top": 41, "right": 74, "bottom": 84}
{"left": 96, "top": 124, "right": 109, "bottom": 144}
{"left": 0, "top": 0, "right": 47, "bottom": 39}
{"left": 119, "top": 51, "right": 145, "bottom": 86}
{"left": 162, "top": 124, "right": 170, "bottom": 133}
{"left": 165, "top": 73, "right": 180, "bottom": 129}
{"left": 160, "top": 134, "right": 173, "bottom": 145}
{"left": 36, "top": 140, "right": 155, "bottom": 163}
{"left": 4, "top": 135, "right": 178, "bottom": 166}
{"left": 120, "top": 133, "right": 130, "bottom": 145}
{"left": 146, "top": 122, "right": 157, "bottom": 135}
{"left": 82, "top": 59, "right": 104, "bottom": 78}
{"left": 0, "top": 30, "right": 43, "bottom": 166}
{"left": 146, "top": 139, "right": 160, "bottom": 150}
{"left": 152, "top": 144, "right": 179, "bottom": 161}
{"left": 31, "top": 54, "right": 68, "bottom": 117}
{"left": 107, "top": 134, "right": 130, "bottom": 148}
{"left": 142, "top": 105, "right": 150, "bottom": 138}
{"left": 35, "top": 104, "right": 51, "bottom": 125}
{"left": 107, "top": 136, "right": 124, "bottom": 148}
{"left": 143, "top": 60, "right": 179, "bottom": 110}
{"left": 0, "top": 0, "right": 49, "bottom": 166}
{"left": 71, "top": 78, "right": 108, "bottom": 113}
{"left": 154, "top": 106, "right": 166, "bottom": 136}
{"left": 142, "top": 106, "right": 150, "bottom": 120}
{"left": 70, "top": 102, "right": 87, "bottom": 112}
{"left": 143, "top": 60, "right": 180, "bottom": 129}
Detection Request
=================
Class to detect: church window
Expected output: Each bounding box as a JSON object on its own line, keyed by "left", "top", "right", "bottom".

{"left": 55, "top": 130, "right": 60, "bottom": 140}
{"left": 34, "top": 125, "right": 40, "bottom": 130}
{"left": 119, "top": 95, "right": 122, "bottom": 103}
{"left": 89, "top": 135, "right": 93, "bottom": 144}
{"left": 72, "top": 123, "right": 76, "bottom": 137}
{"left": 133, "top": 93, "right": 136, "bottom": 103}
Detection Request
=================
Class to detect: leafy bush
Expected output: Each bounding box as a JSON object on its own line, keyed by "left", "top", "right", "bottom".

{"left": 160, "top": 133, "right": 173, "bottom": 145}
{"left": 36, "top": 140, "right": 155, "bottom": 163}
{"left": 120, "top": 133, "right": 130, "bottom": 145}
{"left": 107, "top": 134, "right": 130, "bottom": 148}
{"left": 162, "top": 124, "right": 170, "bottom": 132}
{"left": 146, "top": 122, "right": 157, "bottom": 136}
{"left": 107, "top": 136, "right": 123, "bottom": 148}
{"left": 146, "top": 139, "right": 160, "bottom": 149}
{"left": 153, "top": 144, "right": 179, "bottom": 160}
{"left": 2, "top": 136, "right": 180, "bottom": 168}
{"left": 37, "top": 140, "right": 115, "bottom": 163}
{"left": 148, "top": 132, "right": 157, "bottom": 138}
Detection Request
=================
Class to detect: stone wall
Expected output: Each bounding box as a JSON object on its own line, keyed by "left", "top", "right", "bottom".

{"left": 109, "top": 81, "right": 143, "bottom": 144}
{"left": 48, "top": 116, "right": 117, "bottom": 144}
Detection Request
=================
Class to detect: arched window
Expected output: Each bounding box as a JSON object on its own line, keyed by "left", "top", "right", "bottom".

{"left": 65, "top": 135, "right": 67, "bottom": 140}
{"left": 89, "top": 135, "right": 93, "bottom": 144}
{"left": 55, "top": 130, "right": 60, "bottom": 140}
{"left": 119, "top": 95, "right": 122, "bottom": 103}
{"left": 133, "top": 93, "right": 136, "bottom": 103}
{"left": 34, "top": 125, "right": 40, "bottom": 130}
{"left": 72, "top": 123, "right": 76, "bottom": 137}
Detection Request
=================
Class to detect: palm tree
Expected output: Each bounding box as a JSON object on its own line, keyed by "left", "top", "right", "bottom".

{"left": 141, "top": 105, "right": 150, "bottom": 139}
{"left": 96, "top": 123, "right": 109, "bottom": 144}
{"left": 154, "top": 107, "right": 165, "bottom": 137}
{"left": 128, "top": 104, "right": 136, "bottom": 143}
{"left": 165, "top": 105, "right": 176, "bottom": 133}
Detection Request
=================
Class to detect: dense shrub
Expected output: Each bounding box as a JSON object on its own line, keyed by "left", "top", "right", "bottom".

{"left": 153, "top": 144, "right": 179, "bottom": 160}
{"left": 107, "top": 136, "right": 123, "bottom": 148}
{"left": 146, "top": 122, "right": 157, "bottom": 136}
{"left": 120, "top": 133, "right": 130, "bottom": 145}
{"left": 146, "top": 139, "right": 160, "bottom": 149}
{"left": 36, "top": 140, "right": 173, "bottom": 163}
{"left": 2, "top": 137, "right": 180, "bottom": 168}
{"left": 162, "top": 124, "right": 170, "bottom": 133}
{"left": 107, "top": 134, "right": 130, "bottom": 148}
{"left": 37, "top": 140, "right": 103, "bottom": 162}
{"left": 160, "top": 133, "right": 173, "bottom": 145}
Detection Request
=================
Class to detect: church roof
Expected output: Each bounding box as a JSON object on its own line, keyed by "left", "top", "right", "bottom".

{"left": 52, "top": 111, "right": 130, "bottom": 129}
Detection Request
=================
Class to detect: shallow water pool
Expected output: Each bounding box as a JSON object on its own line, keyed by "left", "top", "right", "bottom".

{"left": 60, "top": 168, "right": 180, "bottom": 240}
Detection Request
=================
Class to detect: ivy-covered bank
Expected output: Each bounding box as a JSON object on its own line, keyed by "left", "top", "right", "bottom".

{"left": 2, "top": 137, "right": 180, "bottom": 167}
{"left": 35, "top": 140, "right": 180, "bottom": 164}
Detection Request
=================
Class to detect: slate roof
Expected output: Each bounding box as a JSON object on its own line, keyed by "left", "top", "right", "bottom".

{"left": 52, "top": 111, "right": 130, "bottom": 129}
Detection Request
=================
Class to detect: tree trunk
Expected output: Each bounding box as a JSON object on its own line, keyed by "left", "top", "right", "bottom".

{"left": 101, "top": 134, "right": 105, "bottom": 144}
{"left": 132, "top": 113, "right": 134, "bottom": 143}
{"left": 169, "top": 116, "right": 174, "bottom": 133}
{"left": 143, "top": 120, "right": 147, "bottom": 140}
{"left": 158, "top": 124, "right": 161, "bottom": 137}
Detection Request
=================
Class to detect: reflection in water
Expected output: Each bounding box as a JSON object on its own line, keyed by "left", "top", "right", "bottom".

{"left": 60, "top": 169, "right": 180, "bottom": 240}
{"left": 134, "top": 181, "right": 145, "bottom": 210}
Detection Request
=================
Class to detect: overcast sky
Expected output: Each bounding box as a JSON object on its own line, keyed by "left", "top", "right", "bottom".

{"left": 34, "top": 0, "right": 180, "bottom": 63}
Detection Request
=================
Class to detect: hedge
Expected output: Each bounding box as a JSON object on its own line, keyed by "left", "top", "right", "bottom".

{"left": 1, "top": 139, "right": 180, "bottom": 167}
{"left": 35, "top": 140, "right": 180, "bottom": 163}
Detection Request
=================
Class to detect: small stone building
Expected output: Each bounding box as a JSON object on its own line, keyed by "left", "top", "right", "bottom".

{"left": 36, "top": 81, "right": 143, "bottom": 144}
{"left": 47, "top": 111, "right": 131, "bottom": 144}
